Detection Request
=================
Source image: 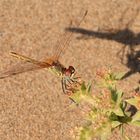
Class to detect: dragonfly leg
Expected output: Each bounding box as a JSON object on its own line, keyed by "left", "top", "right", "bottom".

{"left": 61, "top": 77, "right": 67, "bottom": 94}
{"left": 69, "top": 97, "right": 78, "bottom": 105}
{"left": 61, "top": 77, "right": 75, "bottom": 94}
{"left": 66, "top": 77, "right": 74, "bottom": 84}
{"left": 62, "top": 79, "right": 78, "bottom": 104}
{"left": 70, "top": 73, "right": 81, "bottom": 83}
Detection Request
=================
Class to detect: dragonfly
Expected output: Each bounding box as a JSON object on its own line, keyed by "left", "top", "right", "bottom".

{"left": 0, "top": 10, "right": 87, "bottom": 96}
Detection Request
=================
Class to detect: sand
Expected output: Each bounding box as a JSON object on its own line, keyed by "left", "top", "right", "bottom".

{"left": 0, "top": 0, "right": 140, "bottom": 139}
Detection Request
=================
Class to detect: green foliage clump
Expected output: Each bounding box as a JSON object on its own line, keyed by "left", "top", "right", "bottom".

{"left": 70, "top": 69, "right": 140, "bottom": 140}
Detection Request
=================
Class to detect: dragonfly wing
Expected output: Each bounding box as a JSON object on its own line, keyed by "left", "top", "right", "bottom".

{"left": 54, "top": 10, "right": 87, "bottom": 60}
{"left": 0, "top": 62, "right": 48, "bottom": 79}
{"left": 41, "top": 10, "right": 87, "bottom": 62}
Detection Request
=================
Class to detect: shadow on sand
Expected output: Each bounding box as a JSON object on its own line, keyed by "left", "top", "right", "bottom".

{"left": 65, "top": 27, "right": 140, "bottom": 81}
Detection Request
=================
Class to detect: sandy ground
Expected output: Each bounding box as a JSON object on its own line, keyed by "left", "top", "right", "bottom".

{"left": 0, "top": 0, "right": 140, "bottom": 140}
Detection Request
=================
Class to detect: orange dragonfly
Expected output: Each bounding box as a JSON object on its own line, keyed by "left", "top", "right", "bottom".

{"left": 0, "top": 10, "right": 87, "bottom": 95}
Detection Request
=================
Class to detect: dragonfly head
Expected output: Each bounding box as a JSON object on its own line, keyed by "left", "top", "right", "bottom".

{"left": 63, "top": 66, "right": 75, "bottom": 77}
{"left": 68, "top": 66, "right": 75, "bottom": 74}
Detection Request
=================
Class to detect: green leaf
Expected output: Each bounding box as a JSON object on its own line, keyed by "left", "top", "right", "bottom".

{"left": 125, "top": 111, "right": 132, "bottom": 117}
{"left": 109, "top": 112, "right": 118, "bottom": 121}
{"left": 110, "top": 88, "right": 118, "bottom": 103}
{"left": 70, "top": 82, "right": 94, "bottom": 104}
{"left": 79, "top": 126, "right": 93, "bottom": 140}
{"left": 87, "top": 82, "right": 92, "bottom": 93}
{"left": 119, "top": 125, "right": 124, "bottom": 137}
{"left": 108, "top": 72, "right": 115, "bottom": 81}
{"left": 129, "top": 121, "right": 140, "bottom": 127}
{"left": 88, "top": 108, "right": 98, "bottom": 121}
{"left": 132, "top": 111, "right": 140, "bottom": 122}
{"left": 124, "top": 135, "right": 132, "bottom": 140}
{"left": 116, "top": 90, "right": 123, "bottom": 105}
{"left": 113, "top": 72, "right": 126, "bottom": 80}
{"left": 81, "top": 82, "right": 87, "bottom": 92}
{"left": 121, "top": 101, "right": 127, "bottom": 111}
{"left": 111, "top": 121, "right": 121, "bottom": 128}
{"left": 70, "top": 91, "right": 82, "bottom": 104}
{"left": 113, "top": 107, "right": 124, "bottom": 117}
{"left": 125, "top": 98, "right": 138, "bottom": 107}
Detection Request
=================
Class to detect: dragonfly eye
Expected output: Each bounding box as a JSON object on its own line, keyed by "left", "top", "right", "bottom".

{"left": 68, "top": 66, "right": 75, "bottom": 74}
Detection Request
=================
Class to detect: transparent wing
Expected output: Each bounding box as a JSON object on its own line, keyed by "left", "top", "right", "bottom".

{"left": 52, "top": 10, "right": 88, "bottom": 61}
{"left": 0, "top": 63, "right": 42, "bottom": 79}
{"left": 0, "top": 52, "right": 51, "bottom": 79}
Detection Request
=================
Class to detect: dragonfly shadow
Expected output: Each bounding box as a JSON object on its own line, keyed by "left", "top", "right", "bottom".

{"left": 65, "top": 27, "right": 140, "bottom": 81}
